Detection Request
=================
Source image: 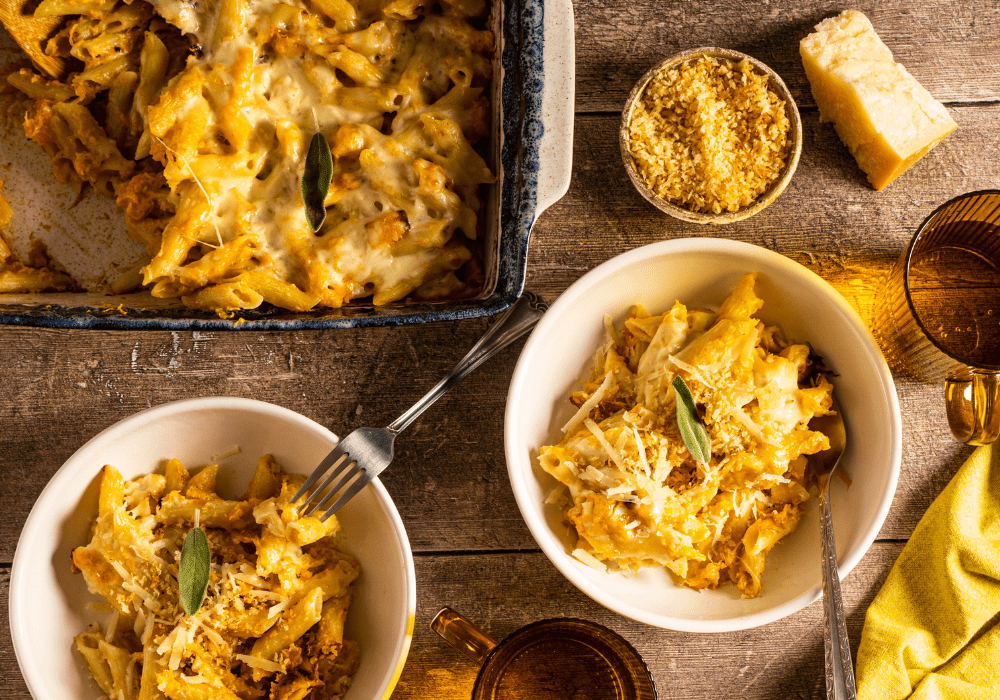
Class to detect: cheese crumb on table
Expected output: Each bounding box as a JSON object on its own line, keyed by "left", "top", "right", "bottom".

{"left": 800, "top": 9, "right": 957, "bottom": 191}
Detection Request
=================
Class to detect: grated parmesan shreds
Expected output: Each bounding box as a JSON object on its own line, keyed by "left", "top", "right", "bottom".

{"left": 268, "top": 600, "right": 291, "bottom": 618}
{"left": 583, "top": 465, "right": 611, "bottom": 487}
{"left": 562, "top": 371, "right": 615, "bottom": 434}
{"left": 544, "top": 484, "right": 567, "bottom": 505}
{"left": 583, "top": 418, "right": 629, "bottom": 472}
{"left": 142, "top": 611, "right": 155, "bottom": 645}
{"left": 627, "top": 55, "right": 791, "bottom": 214}
{"left": 632, "top": 426, "right": 650, "bottom": 475}
{"left": 210, "top": 445, "right": 241, "bottom": 461}
{"left": 134, "top": 608, "right": 146, "bottom": 640}
{"left": 605, "top": 484, "right": 634, "bottom": 497}
{"left": 236, "top": 653, "right": 282, "bottom": 673}
{"left": 572, "top": 548, "right": 607, "bottom": 572}
{"left": 105, "top": 610, "right": 119, "bottom": 642}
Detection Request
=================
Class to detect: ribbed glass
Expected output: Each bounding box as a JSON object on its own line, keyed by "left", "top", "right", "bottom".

{"left": 873, "top": 190, "right": 1000, "bottom": 382}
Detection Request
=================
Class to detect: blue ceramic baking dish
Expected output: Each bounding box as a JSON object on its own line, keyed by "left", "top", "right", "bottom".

{"left": 0, "top": 0, "right": 574, "bottom": 330}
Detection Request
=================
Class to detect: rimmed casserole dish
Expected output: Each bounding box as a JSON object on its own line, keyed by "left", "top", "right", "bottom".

{"left": 0, "top": 0, "right": 574, "bottom": 329}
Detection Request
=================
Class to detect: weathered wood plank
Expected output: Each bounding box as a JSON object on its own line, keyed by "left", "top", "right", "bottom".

{"left": 0, "top": 543, "right": 906, "bottom": 700}
{"left": 574, "top": 0, "right": 1000, "bottom": 113}
{"left": 0, "top": 323, "right": 536, "bottom": 559}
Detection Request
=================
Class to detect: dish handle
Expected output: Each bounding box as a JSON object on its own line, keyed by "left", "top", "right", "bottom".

{"left": 535, "top": 0, "right": 574, "bottom": 214}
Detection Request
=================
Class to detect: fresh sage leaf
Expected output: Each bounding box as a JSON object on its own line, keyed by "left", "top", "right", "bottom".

{"left": 301, "top": 132, "right": 332, "bottom": 232}
{"left": 672, "top": 376, "right": 711, "bottom": 464}
{"left": 179, "top": 526, "right": 211, "bottom": 616}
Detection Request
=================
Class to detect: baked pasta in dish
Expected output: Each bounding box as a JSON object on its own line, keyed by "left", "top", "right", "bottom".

{"left": 539, "top": 272, "right": 835, "bottom": 598}
{"left": 3, "top": 0, "right": 493, "bottom": 314}
{"left": 71, "top": 454, "right": 362, "bottom": 699}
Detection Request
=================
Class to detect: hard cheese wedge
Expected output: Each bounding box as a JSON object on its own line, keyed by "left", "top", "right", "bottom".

{"left": 800, "top": 10, "right": 957, "bottom": 191}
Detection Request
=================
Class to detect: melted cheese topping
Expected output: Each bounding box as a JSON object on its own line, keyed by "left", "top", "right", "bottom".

{"left": 139, "top": 0, "right": 494, "bottom": 311}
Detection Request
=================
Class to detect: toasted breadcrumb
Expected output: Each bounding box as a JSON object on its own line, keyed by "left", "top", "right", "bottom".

{"left": 627, "top": 56, "right": 791, "bottom": 214}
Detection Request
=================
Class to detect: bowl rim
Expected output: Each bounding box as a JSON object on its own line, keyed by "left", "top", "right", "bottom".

{"left": 619, "top": 47, "right": 803, "bottom": 225}
{"left": 9, "top": 396, "right": 417, "bottom": 700}
{"left": 504, "top": 237, "right": 902, "bottom": 631}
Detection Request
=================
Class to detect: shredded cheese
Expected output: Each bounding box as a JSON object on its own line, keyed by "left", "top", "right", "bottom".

{"left": 268, "top": 601, "right": 291, "bottom": 618}
{"left": 583, "top": 465, "right": 611, "bottom": 486}
{"left": 632, "top": 426, "right": 650, "bottom": 474}
{"left": 210, "top": 445, "right": 241, "bottom": 461}
{"left": 572, "top": 548, "right": 607, "bottom": 572}
{"left": 544, "top": 484, "right": 567, "bottom": 505}
{"left": 583, "top": 418, "right": 629, "bottom": 472}
{"left": 105, "top": 610, "right": 119, "bottom": 642}
{"left": 562, "top": 371, "right": 616, "bottom": 434}
{"left": 236, "top": 654, "right": 282, "bottom": 673}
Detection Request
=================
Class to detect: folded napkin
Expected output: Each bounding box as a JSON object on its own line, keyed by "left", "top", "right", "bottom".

{"left": 857, "top": 444, "right": 1000, "bottom": 700}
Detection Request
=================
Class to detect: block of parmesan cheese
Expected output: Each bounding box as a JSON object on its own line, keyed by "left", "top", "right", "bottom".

{"left": 800, "top": 10, "right": 957, "bottom": 191}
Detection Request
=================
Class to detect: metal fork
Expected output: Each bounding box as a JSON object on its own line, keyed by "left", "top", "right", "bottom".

{"left": 291, "top": 291, "right": 548, "bottom": 519}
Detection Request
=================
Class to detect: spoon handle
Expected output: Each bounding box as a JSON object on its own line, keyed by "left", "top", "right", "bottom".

{"left": 821, "top": 492, "right": 857, "bottom": 700}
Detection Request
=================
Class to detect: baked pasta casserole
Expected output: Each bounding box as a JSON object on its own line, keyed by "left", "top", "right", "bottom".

{"left": 71, "top": 454, "right": 362, "bottom": 699}
{"left": 2, "top": 0, "right": 494, "bottom": 313}
{"left": 539, "top": 273, "right": 835, "bottom": 598}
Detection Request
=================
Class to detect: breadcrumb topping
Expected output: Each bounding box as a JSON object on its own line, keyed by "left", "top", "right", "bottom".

{"left": 627, "top": 56, "right": 791, "bottom": 214}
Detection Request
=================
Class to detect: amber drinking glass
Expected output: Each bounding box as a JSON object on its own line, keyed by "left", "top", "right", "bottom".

{"left": 430, "top": 608, "right": 658, "bottom": 700}
{"left": 873, "top": 190, "right": 1000, "bottom": 444}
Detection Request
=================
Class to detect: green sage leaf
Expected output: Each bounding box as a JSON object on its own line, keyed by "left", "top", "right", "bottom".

{"left": 672, "top": 376, "right": 711, "bottom": 464}
{"left": 301, "top": 132, "right": 332, "bottom": 232}
{"left": 179, "top": 526, "right": 211, "bottom": 616}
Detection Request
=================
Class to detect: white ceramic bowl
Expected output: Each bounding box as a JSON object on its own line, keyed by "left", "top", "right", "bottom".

{"left": 10, "top": 397, "right": 416, "bottom": 700}
{"left": 505, "top": 238, "right": 901, "bottom": 632}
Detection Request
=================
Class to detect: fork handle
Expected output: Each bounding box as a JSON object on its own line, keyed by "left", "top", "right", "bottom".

{"left": 821, "top": 492, "right": 857, "bottom": 700}
{"left": 388, "top": 292, "right": 547, "bottom": 434}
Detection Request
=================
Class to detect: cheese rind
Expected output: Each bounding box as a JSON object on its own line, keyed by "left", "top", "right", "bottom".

{"left": 800, "top": 9, "right": 957, "bottom": 191}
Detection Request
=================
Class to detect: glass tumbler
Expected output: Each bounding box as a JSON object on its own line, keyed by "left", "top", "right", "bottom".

{"left": 430, "top": 607, "right": 658, "bottom": 700}
{"left": 873, "top": 190, "right": 1000, "bottom": 444}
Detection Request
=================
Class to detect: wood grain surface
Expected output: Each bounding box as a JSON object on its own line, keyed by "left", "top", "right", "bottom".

{"left": 0, "top": 0, "right": 994, "bottom": 698}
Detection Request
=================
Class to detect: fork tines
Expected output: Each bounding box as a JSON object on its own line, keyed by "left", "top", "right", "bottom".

{"left": 290, "top": 445, "right": 368, "bottom": 521}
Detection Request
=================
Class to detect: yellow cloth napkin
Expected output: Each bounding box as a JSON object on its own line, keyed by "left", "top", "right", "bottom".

{"left": 857, "top": 444, "right": 1000, "bottom": 700}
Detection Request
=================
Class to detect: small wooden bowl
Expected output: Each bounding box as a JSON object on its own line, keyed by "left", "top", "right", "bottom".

{"left": 620, "top": 47, "right": 802, "bottom": 225}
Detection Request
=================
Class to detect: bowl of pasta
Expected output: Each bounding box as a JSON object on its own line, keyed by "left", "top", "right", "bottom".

{"left": 9, "top": 397, "right": 416, "bottom": 700}
{"left": 504, "top": 238, "right": 901, "bottom": 632}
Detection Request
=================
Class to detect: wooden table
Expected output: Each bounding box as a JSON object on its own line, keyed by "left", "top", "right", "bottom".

{"left": 2, "top": 0, "right": 996, "bottom": 697}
